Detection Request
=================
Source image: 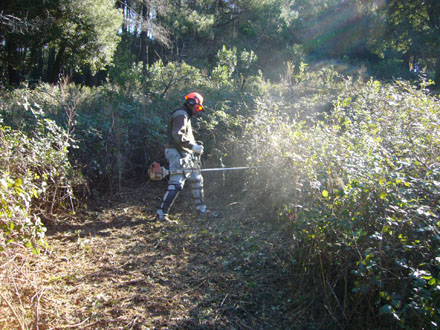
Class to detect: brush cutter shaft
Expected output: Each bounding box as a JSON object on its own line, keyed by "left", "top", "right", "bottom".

{"left": 148, "top": 161, "right": 261, "bottom": 180}
{"left": 200, "top": 166, "right": 260, "bottom": 172}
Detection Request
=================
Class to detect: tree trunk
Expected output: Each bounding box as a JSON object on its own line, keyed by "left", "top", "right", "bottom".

{"left": 49, "top": 46, "right": 66, "bottom": 84}
{"left": 30, "top": 47, "right": 44, "bottom": 81}
{"left": 435, "top": 59, "right": 440, "bottom": 90}
{"left": 6, "top": 41, "right": 20, "bottom": 85}
{"left": 139, "top": 4, "right": 149, "bottom": 68}
{"left": 36, "top": 48, "right": 44, "bottom": 80}
{"left": 46, "top": 47, "right": 56, "bottom": 82}
{"left": 426, "top": 0, "right": 440, "bottom": 88}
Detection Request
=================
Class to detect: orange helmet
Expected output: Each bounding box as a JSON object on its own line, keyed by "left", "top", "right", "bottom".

{"left": 185, "top": 92, "right": 204, "bottom": 112}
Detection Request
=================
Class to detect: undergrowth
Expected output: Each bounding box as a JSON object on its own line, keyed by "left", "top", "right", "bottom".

{"left": 0, "top": 92, "right": 85, "bottom": 252}
{"left": 239, "top": 70, "right": 440, "bottom": 328}
{"left": 1, "top": 55, "right": 439, "bottom": 328}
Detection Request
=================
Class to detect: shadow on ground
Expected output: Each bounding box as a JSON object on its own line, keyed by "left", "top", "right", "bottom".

{"left": 42, "top": 181, "right": 298, "bottom": 329}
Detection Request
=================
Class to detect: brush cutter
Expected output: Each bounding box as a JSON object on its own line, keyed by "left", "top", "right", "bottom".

{"left": 148, "top": 161, "right": 263, "bottom": 181}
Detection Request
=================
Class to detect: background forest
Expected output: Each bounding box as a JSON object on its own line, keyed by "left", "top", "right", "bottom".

{"left": 1, "top": 0, "right": 440, "bottom": 329}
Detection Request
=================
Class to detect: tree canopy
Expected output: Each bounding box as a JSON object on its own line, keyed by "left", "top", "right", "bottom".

{"left": 1, "top": 0, "right": 122, "bottom": 84}
{"left": 1, "top": 0, "right": 439, "bottom": 86}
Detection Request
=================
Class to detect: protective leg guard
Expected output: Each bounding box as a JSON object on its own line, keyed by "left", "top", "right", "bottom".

{"left": 159, "top": 184, "right": 182, "bottom": 215}
{"left": 189, "top": 174, "right": 205, "bottom": 211}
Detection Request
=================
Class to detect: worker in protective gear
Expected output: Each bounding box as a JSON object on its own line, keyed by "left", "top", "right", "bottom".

{"left": 156, "top": 92, "right": 216, "bottom": 222}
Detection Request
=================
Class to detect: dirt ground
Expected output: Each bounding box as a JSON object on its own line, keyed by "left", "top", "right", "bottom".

{"left": 0, "top": 180, "right": 304, "bottom": 329}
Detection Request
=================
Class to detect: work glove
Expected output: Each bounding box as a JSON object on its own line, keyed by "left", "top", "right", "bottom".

{"left": 192, "top": 144, "right": 204, "bottom": 154}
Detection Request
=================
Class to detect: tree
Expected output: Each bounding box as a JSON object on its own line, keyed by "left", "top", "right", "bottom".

{"left": 117, "top": 0, "right": 171, "bottom": 66}
{"left": 291, "top": 0, "right": 374, "bottom": 59}
{"left": 156, "top": 0, "right": 298, "bottom": 76}
{"left": 1, "top": 0, "right": 122, "bottom": 85}
{"left": 47, "top": 0, "right": 122, "bottom": 83}
{"left": 1, "top": 0, "right": 50, "bottom": 84}
{"left": 365, "top": 0, "right": 440, "bottom": 85}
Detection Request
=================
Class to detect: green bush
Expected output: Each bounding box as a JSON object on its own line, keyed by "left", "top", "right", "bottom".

{"left": 0, "top": 54, "right": 261, "bottom": 195}
{"left": 0, "top": 95, "right": 85, "bottom": 251}
{"left": 238, "top": 66, "right": 440, "bottom": 328}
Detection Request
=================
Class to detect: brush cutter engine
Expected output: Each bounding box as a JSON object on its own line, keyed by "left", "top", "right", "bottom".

{"left": 148, "top": 161, "right": 201, "bottom": 180}
{"left": 148, "top": 162, "right": 170, "bottom": 180}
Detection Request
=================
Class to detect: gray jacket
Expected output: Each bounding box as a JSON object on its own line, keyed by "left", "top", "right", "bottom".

{"left": 166, "top": 106, "right": 196, "bottom": 154}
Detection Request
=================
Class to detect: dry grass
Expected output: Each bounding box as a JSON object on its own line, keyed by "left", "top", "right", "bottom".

{"left": 1, "top": 182, "right": 297, "bottom": 329}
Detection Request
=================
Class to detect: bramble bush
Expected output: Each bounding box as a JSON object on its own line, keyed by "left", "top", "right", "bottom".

{"left": 0, "top": 45, "right": 261, "bottom": 249}
{"left": 238, "top": 65, "right": 440, "bottom": 329}
{"left": 0, "top": 93, "right": 85, "bottom": 251}
{"left": 0, "top": 46, "right": 259, "bottom": 197}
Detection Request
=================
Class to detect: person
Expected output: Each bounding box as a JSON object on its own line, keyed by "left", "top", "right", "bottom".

{"left": 156, "top": 92, "right": 216, "bottom": 222}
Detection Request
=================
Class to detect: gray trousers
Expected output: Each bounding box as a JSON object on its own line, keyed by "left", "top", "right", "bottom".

{"left": 159, "top": 148, "right": 205, "bottom": 214}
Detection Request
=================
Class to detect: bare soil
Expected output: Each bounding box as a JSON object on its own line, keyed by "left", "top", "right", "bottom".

{"left": 1, "top": 181, "right": 301, "bottom": 329}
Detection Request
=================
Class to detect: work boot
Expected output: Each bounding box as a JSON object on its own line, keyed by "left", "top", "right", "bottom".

{"left": 156, "top": 209, "right": 178, "bottom": 224}
{"left": 196, "top": 206, "right": 220, "bottom": 219}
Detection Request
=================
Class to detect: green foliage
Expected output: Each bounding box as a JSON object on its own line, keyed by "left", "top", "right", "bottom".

{"left": 57, "top": 0, "right": 122, "bottom": 73}
{"left": 235, "top": 64, "right": 440, "bottom": 328}
{"left": 0, "top": 91, "right": 85, "bottom": 251}
{"left": 108, "top": 36, "right": 141, "bottom": 88}
{"left": 211, "top": 46, "right": 258, "bottom": 90}
{"left": 2, "top": 0, "right": 440, "bottom": 88}
{"left": 211, "top": 46, "right": 237, "bottom": 87}
{"left": 0, "top": 124, "right": 45, "bottom": 253}
{"left": 364, "top": 0, "right": 440, "bottom": 85}
{"left": 1, "top": 59, "right": 230, "bottom": 193}
{"left": 1, "top": 0, "right": 122, "bottom": 84}
{"left": 325, "top": 78, "right": 440, "bottom": 328}
{"left": 1, "top": 53, "right": 253, "bottom": 197}
{"left": 146, "top": 60, "right": 205, "bottom": 99}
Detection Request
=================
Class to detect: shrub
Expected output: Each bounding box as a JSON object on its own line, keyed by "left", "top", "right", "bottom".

{"left": 238, "top": 66, "right": 440, "bottom": 328}
{"left": 0, "top": 56, "right": 260, "bottom": 196}
{"left": 0, "top": 95, "right": 85, "bottom": 251}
